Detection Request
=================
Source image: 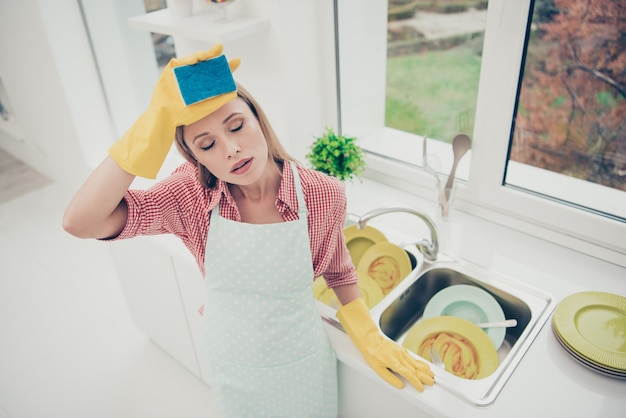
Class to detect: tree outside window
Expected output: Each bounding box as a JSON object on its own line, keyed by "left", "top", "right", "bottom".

{"left": 511, "top": 0, "right": 626, "bottom": 192}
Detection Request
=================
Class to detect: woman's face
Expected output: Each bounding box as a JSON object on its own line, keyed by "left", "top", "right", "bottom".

{"left": 183, "top": 98, "right": 269, "bottom": 186}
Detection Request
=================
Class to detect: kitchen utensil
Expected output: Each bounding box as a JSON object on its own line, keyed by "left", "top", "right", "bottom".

{"left": 474, "top": 319, "right": 518, "bottom": 329}
{"left": 422, "top": 136, "right": 441, "bottom": 188}
{"left": 443, "top": 133, "right": 471, "bottom": 200}
{"left": 430, "top": 347, "right": 445, "bottom": 370}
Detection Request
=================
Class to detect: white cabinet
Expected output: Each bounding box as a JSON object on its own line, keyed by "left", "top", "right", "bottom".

{"left": 169, "top": 249, "right": 213, "bottom": 384}
{"left": 108, "top": 237, "right": 202, "bottom": 379}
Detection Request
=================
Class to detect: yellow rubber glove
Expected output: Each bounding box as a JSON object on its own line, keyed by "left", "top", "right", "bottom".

{"left": 109, "top": 43, "right": 241, "bottom": 178}
{"left": 337, "top": 298, "right": 435, "bottom": 392}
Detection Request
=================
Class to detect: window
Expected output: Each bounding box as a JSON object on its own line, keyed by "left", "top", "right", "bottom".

{"left": 143, "top": 0, "right": 177, "bottom": 69}
{"left": 335, "top": 0, "right": 625, "bottom": 264}
{"left": 507, "top": 0, "right": 626, "bottom": 220}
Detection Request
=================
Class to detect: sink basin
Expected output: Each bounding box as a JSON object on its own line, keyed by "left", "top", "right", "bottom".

{"left": 370, "top": 254, "right": 557, "bottom": 407}
{"left": 316, "top": 215, "right": 557, "bottom": 407}
{"left": 379, "top": 266, "right": 532, "bottom": 357}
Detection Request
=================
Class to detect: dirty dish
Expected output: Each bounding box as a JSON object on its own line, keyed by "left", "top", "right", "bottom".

{"left": 343, "top": 224, "right": 387, "bottom": 266}
{"left": 312, "top": 276, "right": 340, "bottom": 309}
{"left": 403, "top": 316, "right": 499, "bottom": 380}
{"left": 552, "top": 291, "right": 626, "bottom": 371}
{"left": 422, "top": 285, "right": 506, "bottom": 349}
{"left": 357, "top": 242, "right": 412, "bottom": 295}
{"left": 312, "top": 270, "right": 384, "bottom": 309}
{"left": 355, "top": 270, "right": 385, "bottom": 308}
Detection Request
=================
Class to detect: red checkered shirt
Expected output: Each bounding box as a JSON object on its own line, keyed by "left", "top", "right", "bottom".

{"left": 113, "top": 160, "right": 358, "bottom": 288}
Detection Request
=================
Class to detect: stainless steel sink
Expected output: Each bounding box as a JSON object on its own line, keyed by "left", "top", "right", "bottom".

{"left": 379, "top": 265, "right": 532, "bottom": 359}
{"left": 317, "top": 213, "right": 557, "bottom": 407}
{"left": 370, "top": 252, "right": 556, "bottom": 407}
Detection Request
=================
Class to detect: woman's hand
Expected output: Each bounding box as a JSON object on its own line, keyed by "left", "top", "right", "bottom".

{"left": 336, "top": 298, "right": 435, "bottom": 392}
{"left": 108, "top": 43, "right": 240, "bottom": 179}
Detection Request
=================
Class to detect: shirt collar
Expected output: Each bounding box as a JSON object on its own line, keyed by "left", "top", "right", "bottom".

{"left": 276, "top": 161, "right": 298, "bottom": 214}
{"left": 214, "top": 160, "right": 299, "bottom": 214}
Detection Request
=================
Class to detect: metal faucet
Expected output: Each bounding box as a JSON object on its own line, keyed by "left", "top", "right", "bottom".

{"left": 356, "top": 207, "right": 439, "bottom": 261}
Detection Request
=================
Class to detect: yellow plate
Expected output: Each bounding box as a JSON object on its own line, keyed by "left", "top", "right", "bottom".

{"left": 355, "top": 270, "right": 385, "bottom": 308}
{"left": 552, "top": 291, "right": 626, "bottom": 371}
{"left": 312, "top": 270, "right": 384, "bottom": 309}
{"left": 343, "top": 225, "right": 387, "bottom": 266}
{"left": 552, "top": 323, "right": 626, "bottom": 378}
{"left": 312, "top": 276, "right": 340, "bottom": 309}
{"left": 357, "top": 242, "right": 412, "bottom": 295}
{"left": 403, "top": 316, "right": 499, "bottom": 380}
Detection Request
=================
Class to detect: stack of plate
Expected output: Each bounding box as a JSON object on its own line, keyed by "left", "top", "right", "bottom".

{"left": 552, "top": 291, "right": 626, "bottom": 379}
{"left": 315, "top": 224, "right": 412, "bottom": 308}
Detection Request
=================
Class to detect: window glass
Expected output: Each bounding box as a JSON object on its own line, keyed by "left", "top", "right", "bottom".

{"left": 144, "top": 0, "right": 177, "bottom": 69}
{"left": 335, "top": 0, "right": 624, "bottom": 261}
{"left": 386, "top": 2, "right": 487, "bottom": 144}
{"left": 347, "top": 1, "right": 488, "bottom": 181}
{"left": 507, "top": 0, "right": 625, "bottom": 220}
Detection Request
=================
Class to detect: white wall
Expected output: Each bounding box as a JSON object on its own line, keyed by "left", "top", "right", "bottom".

{"left": 0, "top": 0, "right": 338, "bottom": 191}
{"left": 0, "top": 0, "right": 109, "bottom": 189}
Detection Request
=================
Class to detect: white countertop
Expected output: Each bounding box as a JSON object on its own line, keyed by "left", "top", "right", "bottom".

{"left": 331, "top": 178, "right": 626, "bottom": 418}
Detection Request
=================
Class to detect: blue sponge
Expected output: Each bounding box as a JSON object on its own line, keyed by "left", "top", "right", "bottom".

{"left": 173, "top": 54, "right": 236, "bottom": 106}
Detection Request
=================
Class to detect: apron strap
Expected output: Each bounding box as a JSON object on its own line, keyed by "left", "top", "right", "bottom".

{"left": 289, "top": 162, "right": 308, "bottom": 217}
{"left": 209, "top": 161, "right": 308, "bottom": 221}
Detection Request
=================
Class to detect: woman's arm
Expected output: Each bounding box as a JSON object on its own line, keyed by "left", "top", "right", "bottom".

{"left": 332, "top": 283, "right": 362, "bottom": 306}
{"left": 62, "top": 156, "right": 135, "bottom": 239}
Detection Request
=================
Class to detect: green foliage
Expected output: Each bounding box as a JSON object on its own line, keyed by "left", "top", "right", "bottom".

{"left": 306, "top": 128, "right": 365, "bottom": 182}
{"left": 386, "top": 47, "right": 481, "bottom": 142}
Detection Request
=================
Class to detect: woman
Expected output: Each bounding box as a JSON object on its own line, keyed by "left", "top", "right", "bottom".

{"left": 63, "top": 44, "right": 433, "bottom": 417}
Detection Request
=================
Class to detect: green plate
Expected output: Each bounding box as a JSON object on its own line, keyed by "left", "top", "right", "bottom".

{"left": 552, "top": 291, "right": 626, "bottom": 371}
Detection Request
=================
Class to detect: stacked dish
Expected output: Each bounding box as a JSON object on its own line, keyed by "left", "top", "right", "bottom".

{"left": 402, "top": 285, "right": 507, "bottom": 380}
{"left": 313, "top": 225, "right": 412, "bottom": 309}
{"left": 552, "top": 291, "right": 626, "bottom": 379}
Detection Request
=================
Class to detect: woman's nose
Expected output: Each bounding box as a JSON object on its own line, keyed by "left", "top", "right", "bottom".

{"left": 226, "top": 139, "right": 241, "bottom": 158}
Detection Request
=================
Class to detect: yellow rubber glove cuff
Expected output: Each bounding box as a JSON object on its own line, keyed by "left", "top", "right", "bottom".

{"left": 337, "top": 298, "right": 435, "bottom": 392}
{"left": 109, "top": 43, "right": 240, "bottom": 179}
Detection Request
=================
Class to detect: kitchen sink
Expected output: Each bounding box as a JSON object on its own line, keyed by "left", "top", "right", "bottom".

{"left": 317, "top": 213, "right": 557, "bottom": 407}
{"left": 370, "top": 253, "right": 556, "bottom": 406}
{"left": 379, "top": 265, "right": 532, "bottom": 361}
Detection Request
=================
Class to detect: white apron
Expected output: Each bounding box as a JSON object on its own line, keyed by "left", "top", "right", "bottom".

{"left": 203, "top": 163, "right": 338, "bottom": 418}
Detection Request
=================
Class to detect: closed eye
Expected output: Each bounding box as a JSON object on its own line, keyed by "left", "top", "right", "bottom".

{"left": 230, "top": 121, "right": 243, "bottom": 132}
{"left": 201, "top": 141, "right": 215, "bottom": 151}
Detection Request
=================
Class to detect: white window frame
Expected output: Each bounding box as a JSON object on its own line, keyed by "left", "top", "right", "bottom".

{"left": 335, "top": 0, "right": 626, "bottom": 265}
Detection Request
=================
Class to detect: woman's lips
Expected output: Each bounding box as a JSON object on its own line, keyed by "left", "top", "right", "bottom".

{"left": 231, "top": 158, "right": 252, "bottom": 174}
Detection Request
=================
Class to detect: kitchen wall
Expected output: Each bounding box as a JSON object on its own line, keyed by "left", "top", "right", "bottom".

{"left": 0, "top": 0, "right": 338, "bottom": 191}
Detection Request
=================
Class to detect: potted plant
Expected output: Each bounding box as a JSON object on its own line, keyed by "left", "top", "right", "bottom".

{"left": 306, "top": 127, "right": 366, "bottom": 182}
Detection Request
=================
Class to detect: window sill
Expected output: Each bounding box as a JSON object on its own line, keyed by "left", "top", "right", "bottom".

{"left": 358, "top": 130, "right": 625, "bottom": 267}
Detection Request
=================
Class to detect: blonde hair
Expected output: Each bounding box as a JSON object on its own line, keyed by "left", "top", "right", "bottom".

{"left": 175, "top": 83, "right": 296, "bottom": 188}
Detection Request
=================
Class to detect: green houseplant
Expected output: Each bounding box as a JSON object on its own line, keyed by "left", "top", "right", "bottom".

{"left": 306, "top": 127, "right": 366, "bottom": 182}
